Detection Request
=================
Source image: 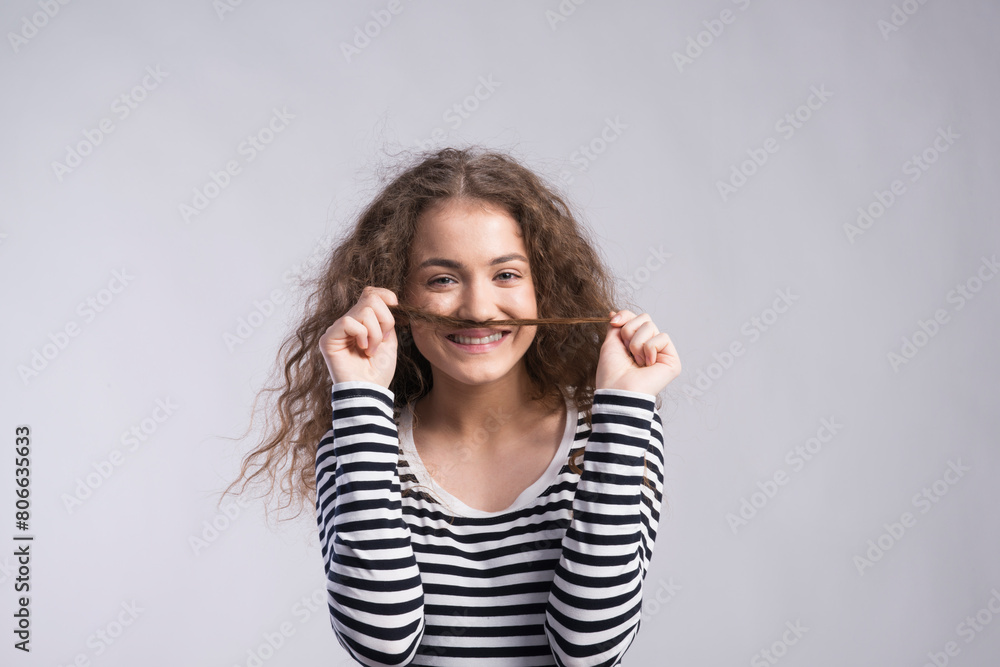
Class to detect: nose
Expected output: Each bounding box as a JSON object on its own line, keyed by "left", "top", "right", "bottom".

{"left": 454, "top": 278, "right": 498, "bottom": 324}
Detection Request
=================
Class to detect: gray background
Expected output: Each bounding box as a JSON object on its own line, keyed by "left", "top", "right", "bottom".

{"left": 3, "top": 0, "right": 999, "bottom": 665}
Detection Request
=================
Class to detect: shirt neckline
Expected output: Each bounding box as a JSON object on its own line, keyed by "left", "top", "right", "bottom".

{"left": 397, "top": 396, "right": 577, "bottom": 518}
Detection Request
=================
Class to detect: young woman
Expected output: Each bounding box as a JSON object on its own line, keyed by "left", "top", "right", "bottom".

{"left": 229, "top": 147, "right": 681, "bottom": 666}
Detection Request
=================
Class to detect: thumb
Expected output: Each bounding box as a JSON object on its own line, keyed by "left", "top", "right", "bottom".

{"left": 602, "top": 319, "right": 626, "bottom": 355}
{"left": 605, "top": 310, "right": 622, "bottom": 342}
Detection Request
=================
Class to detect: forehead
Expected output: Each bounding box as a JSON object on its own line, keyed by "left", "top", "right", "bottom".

{"left": 410, "top": 199, "right": 526, "bottom": 259}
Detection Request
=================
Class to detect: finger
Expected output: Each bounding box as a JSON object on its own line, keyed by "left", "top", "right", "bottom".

{"left": 361, "top": 287, "right": 398, "bottom": 333}
{"left": 370, "top": 286, "right": 399, "bottom": 307}
{"left": 615, "top": 310, "right": 648, "bottom": 348}
{"left": 359, "top": 306, "right": 383, "bottom": 356}
{"left": 620, "top": 312, "right": 655, "bottom": 341}
{"left": 341, "top": 316, "right": 368, "bottom": 352}
{"left": 647, "top": 332, "right": 680, "bottom": 368}
{"left": 601, "top": 320, "right": 624, "bottom": 350}
{"left": 643, "top": 333, "right": 667, "bottom": 367}
{"left": 361, "top": 285, "right": 399, "bottom": 312}
{"left": 628, "top": 326, "right": 655, "bottom": 366}
{"left": 609, "top": 309, "right": 635, "bottom": 327}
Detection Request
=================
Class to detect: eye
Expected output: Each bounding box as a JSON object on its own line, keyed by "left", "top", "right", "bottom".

{"left": 496, "top": 271, "right": 520, "bottom": 282}
{"left": 429, "top": 276, "right": 455, "bottom": 286}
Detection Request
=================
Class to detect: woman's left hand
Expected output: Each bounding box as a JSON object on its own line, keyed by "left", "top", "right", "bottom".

{"left": 595, "top": 309, "right": 681, "bottom": 397}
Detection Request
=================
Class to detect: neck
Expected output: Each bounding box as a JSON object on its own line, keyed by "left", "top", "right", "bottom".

{"left": 414, "top": 363, "right": 559, "bottom": 451}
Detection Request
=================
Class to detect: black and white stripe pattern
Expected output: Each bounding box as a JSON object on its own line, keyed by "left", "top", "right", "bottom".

{"left": 316, "top": 380, "right": 665, "bottom": 666}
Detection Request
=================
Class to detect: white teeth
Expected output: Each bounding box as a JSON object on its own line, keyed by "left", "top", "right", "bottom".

{"left": 450, "top": 332, "right": 504, "bottom": 345}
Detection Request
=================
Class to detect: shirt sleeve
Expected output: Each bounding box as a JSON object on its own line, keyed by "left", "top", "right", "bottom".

{"left": 315, "top": 380, "right": 425, "bottom": 667}
{"left": 544, "top": 387, "right": 666, "bottom": 667}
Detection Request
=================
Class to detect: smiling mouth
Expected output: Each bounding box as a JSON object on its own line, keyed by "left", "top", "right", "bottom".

{"left": 445, "top": 331, "right": 509, "bottom": 345}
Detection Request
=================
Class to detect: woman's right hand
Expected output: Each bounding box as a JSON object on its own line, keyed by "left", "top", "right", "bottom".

{"left": 319, "top": 286, "right": 400, "bottom": 389}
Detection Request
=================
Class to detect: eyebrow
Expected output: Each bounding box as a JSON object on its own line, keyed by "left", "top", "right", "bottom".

{"left": 414, "top": 253, "right": 530, "bottom": 271}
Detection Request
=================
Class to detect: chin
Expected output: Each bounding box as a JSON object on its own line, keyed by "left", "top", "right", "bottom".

{"left": 438, "top": 363, "right": 516, "bottom": 387}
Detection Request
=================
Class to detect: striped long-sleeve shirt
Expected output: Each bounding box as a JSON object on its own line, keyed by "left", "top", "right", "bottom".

{"left": 315, "top": 380, "right": 666, "bottom": 667}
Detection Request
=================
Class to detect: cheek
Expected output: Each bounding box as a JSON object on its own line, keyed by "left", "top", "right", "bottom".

{"left": 409, "top": 323, "right": 436, "bottom": 350}
{"left": 521, "top": 291, "right": 539, "bottom": 318}
{"left": 522, "top": 279, "right": 539, "bottom": 311}
{"left": 402, "top": 281, "right": 423, "bottom": 307}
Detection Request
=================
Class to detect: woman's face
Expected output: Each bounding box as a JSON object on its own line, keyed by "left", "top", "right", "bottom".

{"left": 404, "top": 197, "right": 538, "bottom": 389}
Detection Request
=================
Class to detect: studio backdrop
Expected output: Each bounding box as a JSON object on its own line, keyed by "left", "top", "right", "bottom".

{"left": 3, "top": 0, "right": 999, "bottom": 665}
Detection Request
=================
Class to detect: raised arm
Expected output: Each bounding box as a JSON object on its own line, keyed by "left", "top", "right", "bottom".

{"left": 545, "top": 388, "right": 666, "bottom": 667}
{"left": 316, "top": 380, "right": 425, "bottom": 666}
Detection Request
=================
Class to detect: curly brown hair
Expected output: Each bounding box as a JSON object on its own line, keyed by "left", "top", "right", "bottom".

{"left": 222, "top": 146, "right": 661, "bottom": 521}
